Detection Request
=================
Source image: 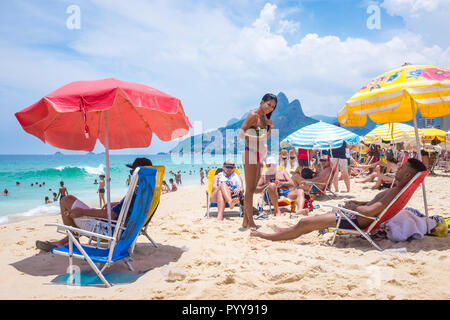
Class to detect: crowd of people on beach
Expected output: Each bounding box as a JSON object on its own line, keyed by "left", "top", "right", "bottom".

{"left": 31, "top": 93, "right": 447, "bottom": 253}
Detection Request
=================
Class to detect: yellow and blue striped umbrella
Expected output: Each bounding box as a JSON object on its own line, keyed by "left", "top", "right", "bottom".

{"left": 338, "top": 64, "right": 450, "bottom": 126}
{"left": 363, "top": 123, "right": 421, "bottom": 143}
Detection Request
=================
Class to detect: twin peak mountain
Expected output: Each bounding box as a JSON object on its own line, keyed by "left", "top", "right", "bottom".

{"left": 170, "top": 92, "right": 375, "bottom": 154}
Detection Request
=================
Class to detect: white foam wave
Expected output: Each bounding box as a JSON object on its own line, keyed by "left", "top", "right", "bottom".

{"left": 20, "top": 204, "right": 60, "bottom": 217}
{"left": 54, "top": 164, "right": 105, "bottom": 175}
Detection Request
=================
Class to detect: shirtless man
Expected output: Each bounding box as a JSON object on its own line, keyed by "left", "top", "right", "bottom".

{"left": 250, "top": 158, "right": 427, "bottom": 241}
{"left": 291, "top": 158, "right": 333, "bottom": 193}
{"left": 256, "top": 156, "right": 309, "bottom": 216}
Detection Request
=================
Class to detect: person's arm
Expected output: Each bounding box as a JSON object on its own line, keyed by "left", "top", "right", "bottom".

{"left": 238, "top": 112, "right": 258, "bottom": 140}
{"left": 66, "top": 207, "right": 119, "bottom": 221}
{"left": 277, "top": 171, "right": 295, "bottom": 189}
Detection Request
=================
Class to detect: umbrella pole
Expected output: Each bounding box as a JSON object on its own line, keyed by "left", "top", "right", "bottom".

{"left": 410, "top": 98, "right": 430, "bottom": 233}
{"left": 104, "top": 111, "right": 112, "bottom": 237}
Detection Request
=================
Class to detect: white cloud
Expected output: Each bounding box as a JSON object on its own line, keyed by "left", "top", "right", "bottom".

{"left": 2, "top": 0, "right": 449, "bottom": 151}
{"left": 381, "top": 0, "right": 450, "bottom": 46}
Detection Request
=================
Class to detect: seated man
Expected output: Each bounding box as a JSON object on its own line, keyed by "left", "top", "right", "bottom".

{"left": 35, "top": 157, "right": 153, "bottom": 252}
{"left": 251, "top": 158, "right": 427, "bottom": 241}
{"left": 211, "top": 159, "right": 243, "bottom": 220}
{"left": 256, "top": 156, "right": 309, "bottom": 216}
{"left": 291, "top": 158, "right": 332, "bottom": 193}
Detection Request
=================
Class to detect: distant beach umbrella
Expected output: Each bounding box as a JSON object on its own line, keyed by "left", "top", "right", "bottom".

{"left": 284, "top": 121, "right": 360, "bottom": 150}
{"left": 15, "top": 78, "right": 191, "bottom": 230}
{"left": 363, "top": 123, "right": 421, "bottom": 144}
{"left": 419, "top": 128, "right": 446, "bottom": 142}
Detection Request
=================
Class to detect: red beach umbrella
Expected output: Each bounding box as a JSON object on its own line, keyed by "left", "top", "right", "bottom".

{"left": 15, "top": 78, "right": 191, "bottom": 228}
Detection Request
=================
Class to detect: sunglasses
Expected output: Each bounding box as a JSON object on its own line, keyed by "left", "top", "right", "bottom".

{"left": 223, "top": 165, "right": 235, "bottom": 169}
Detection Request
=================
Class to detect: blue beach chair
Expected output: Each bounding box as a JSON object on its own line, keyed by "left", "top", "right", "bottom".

{"left": 46, "top": 166, "right": 157, "bottom": 287}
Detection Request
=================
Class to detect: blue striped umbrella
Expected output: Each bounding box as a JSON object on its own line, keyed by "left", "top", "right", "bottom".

{"left": 284, "top": 121, "right": 360, "bottom": 150}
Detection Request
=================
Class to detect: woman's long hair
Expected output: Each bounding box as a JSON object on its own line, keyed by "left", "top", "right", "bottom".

{"left": 262, "top": 93, "right": 277, "bottom": 120}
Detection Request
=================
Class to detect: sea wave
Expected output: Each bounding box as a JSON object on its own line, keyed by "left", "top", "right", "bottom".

{"left": 0, "top": 164, "right": 106, "bottom": 179}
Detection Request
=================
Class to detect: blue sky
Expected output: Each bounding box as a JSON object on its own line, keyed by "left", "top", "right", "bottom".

{"left": 0, "top": 0, "right": 449, "bottom": 154}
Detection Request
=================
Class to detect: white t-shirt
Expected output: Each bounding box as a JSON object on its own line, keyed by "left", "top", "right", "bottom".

{"left": 216, "top": 171, "right": 242, "bottom": 188}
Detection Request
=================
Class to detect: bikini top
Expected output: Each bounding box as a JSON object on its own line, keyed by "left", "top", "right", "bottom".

{"left": 248, "top": 124, "right": 270, "bottom": 136}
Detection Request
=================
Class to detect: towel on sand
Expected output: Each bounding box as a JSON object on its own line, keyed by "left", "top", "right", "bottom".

{"left": 381, "top": 207, "right": 437, "bottom": 242}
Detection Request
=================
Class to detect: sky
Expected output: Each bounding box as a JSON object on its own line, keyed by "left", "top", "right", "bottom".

{"left": 0, "top": 0, "right": 449, "bottom": 154}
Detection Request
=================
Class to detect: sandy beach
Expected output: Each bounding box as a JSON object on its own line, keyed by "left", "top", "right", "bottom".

{"left": 0, "top": 172, "right": 449, "bottom": 300}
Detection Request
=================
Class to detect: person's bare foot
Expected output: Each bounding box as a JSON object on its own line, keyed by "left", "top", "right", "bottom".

{"left": 275, "top": 210, "right": 282, "bottom": 217}
{"left": 295, "top": 208, "right": 309, "bottom": 216}
{"left": 229, "top": 198, "right": 239, "bottom": 210}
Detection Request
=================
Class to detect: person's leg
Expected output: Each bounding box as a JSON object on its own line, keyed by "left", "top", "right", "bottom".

{"left": 340, "top": 159, "right": 351, "bottom": 192}
{"left": 216, "top": 190, "right": 226, "bottom": 220}
{"left": 243, "top": 161, "right": 259, "bottom": 229}
{"left": 331, "top": 159, "right": 340, "bottom": 192}
{"left": 356, "top": 170, "right": 377, "bottom": 183}
{"left": 45, "top": 195, "right": 79, "bottom": 246}
{"left": 250, "top": 212, "right": 336, "bottom": 241}
{"left": 267, "top": 183, "right": 281, "bottom": 216}
{"left": 219, "top": 182, "right": 238, "bottom": 209}
{"left": 287, "top": 189, "right": 308, "bottom": 215}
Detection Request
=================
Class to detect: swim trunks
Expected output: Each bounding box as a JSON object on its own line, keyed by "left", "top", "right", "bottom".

{"left": 334, "top": 205, "right": 360, "bottom": 230}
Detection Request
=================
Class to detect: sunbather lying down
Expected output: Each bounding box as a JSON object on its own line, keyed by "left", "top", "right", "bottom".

{"left": 251, "top": 158, "right": 426, "bottom": 241}
{"left": 35, "top": 157, "right": 152, "bottom": 252}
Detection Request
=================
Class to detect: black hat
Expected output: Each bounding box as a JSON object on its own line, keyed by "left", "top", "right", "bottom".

{"left": 126, "top": 157, "right": 153, "bottom": 169}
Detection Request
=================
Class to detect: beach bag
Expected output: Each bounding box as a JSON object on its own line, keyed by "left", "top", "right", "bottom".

{"left": 301, "top": 168, "right": 316, "bottom": 179}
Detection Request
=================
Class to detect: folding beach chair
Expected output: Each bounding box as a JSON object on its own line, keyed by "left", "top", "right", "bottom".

{"left": 205, "top": 168, "right": 243, "bottom": 218}
{"left": 302, "top": 159, "right": 339, "bottom": 199}
{"left": 322, "top": 170, "right": 429, "bottom": 251}
{"left": 46, "top": 166, "right": 157, "bottom": 287}
{"left": 88, "top": 165, "right": 165, "bottom": 251}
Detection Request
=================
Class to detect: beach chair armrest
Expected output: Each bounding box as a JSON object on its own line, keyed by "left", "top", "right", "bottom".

{"left": 321, "top": 204, "right": 377, "bottom": 220}
{"left": 45, "top": 223, "right": 115, "bottom": 241}
{"left": 301, "top": 180, "right": 326, "bottom": 185}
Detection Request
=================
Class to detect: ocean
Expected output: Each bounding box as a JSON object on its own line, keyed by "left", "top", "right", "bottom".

{"left": 0, "top": 153, "right": 243, "bottom": 224}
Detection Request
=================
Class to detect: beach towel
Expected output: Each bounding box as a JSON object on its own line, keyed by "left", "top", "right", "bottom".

{"left": 381, "top": 207, "right": 437, "bottom": 242}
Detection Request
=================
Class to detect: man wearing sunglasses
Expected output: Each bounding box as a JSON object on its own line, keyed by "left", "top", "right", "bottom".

{"left": 211, "top": 159, "right": 243, "bottom": 220}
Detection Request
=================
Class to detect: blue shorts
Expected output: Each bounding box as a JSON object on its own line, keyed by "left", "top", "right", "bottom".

{"left": 264, "top": 188, "right": 291, "bottom": 203}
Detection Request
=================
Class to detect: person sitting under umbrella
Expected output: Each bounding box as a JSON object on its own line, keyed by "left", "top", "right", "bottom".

{"left": 35, "top": 157, "right": 153, "bottom": 252}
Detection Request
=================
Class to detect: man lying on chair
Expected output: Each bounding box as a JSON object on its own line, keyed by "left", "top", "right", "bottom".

{"left": 256, "top": 156, "right": 309, "bottom": 216}
{"left": 35, "top": 157, "right": 153, "bottom": 252}
{"left": 251, "top": 158, "right": 427, "bottom": 241}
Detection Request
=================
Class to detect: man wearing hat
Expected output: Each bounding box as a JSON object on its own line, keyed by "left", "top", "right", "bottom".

{"left": 36, "top": 157, "right": 153, "bottom": 252}
{"left": 211, "top": 159, "right": 243, "bottom": 220}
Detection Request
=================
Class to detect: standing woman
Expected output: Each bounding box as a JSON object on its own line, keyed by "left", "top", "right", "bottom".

{"left": 288, "top": 146, "right": 297, "bottom": 170}
{"left": 239, "top": 93, "right": 277, "bottom": 230}
{"left": 97, "top": 174, "right": 106, "bottom": 208}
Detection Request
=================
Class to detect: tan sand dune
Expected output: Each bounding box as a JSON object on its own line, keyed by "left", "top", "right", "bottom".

{"left": 0, "top": 173, "right": 448, "bottom": 299}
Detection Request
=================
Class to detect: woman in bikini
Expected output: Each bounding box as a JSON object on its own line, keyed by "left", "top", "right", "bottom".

{"left": 288, "top": 146, "right": 296, "bottom": 170}
{"left": 279, "top": 148, "right": 288, "bottom": 169}
{"left": 97, "top": 174, "right": 106, "bottom": 208}
{"left": 239, "top": 93, "right": 277, "bottom": 230}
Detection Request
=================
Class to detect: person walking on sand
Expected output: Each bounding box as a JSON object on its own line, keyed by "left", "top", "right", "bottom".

{"left": 97, "top": 174, "right": 106, "bottom": 208}
{"left": 239, "top": 93, "right": 277, "bottom": 230}
{"left": 57, "top": 181, "right": 68, "bottom": 201}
